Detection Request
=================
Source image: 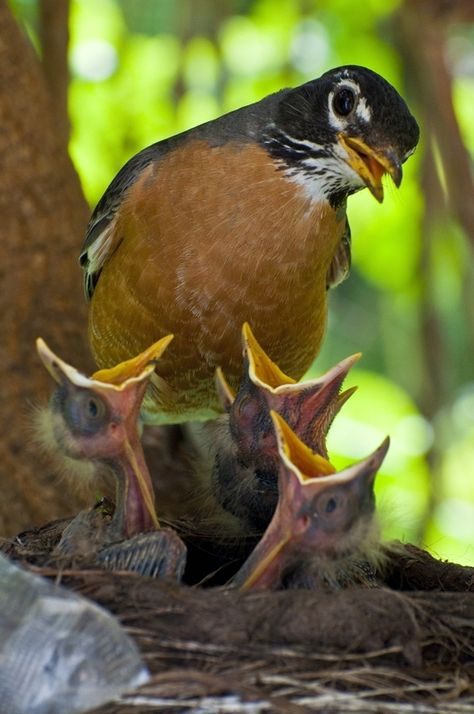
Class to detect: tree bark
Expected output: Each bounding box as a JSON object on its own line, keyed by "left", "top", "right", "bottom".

{"left": 39, "top": 0, "right": 70, "bottom": 147}
{"left": 0, "top": 0, "right": 93, "bottom": 535}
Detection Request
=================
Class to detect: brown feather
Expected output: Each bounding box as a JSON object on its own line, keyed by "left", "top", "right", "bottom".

{"left": 89, "top": 141, "right": 345, "bottom": 423}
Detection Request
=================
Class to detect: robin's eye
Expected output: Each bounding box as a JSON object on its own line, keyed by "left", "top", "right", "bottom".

{"left": 332, "top": 87, "right": 356, "bottom": 117}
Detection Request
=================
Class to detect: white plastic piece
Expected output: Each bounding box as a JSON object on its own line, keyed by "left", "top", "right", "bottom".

{"left": 0, "top": 554, "right": 149, "bottom": 714}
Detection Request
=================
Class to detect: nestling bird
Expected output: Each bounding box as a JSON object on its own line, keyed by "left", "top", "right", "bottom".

{"left": 211, "top": 322, "right": 359, "bottom": 530}
{"left": 36, "top": 337, "right": 186, "bottom": 579}
{"left": 81, "top": 66, "right": 419, "bottom": 424}
{"left": 232, "top": 411, "right": 389, "bottom": 591}
{"left": 216, "top": 322, "right": 358, "bottom": 465}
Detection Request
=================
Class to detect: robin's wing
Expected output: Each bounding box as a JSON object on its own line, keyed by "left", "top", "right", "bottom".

{"left": 79, "top": 91, "right": 285, "bottom": 301}
{"left": 79, "top": 145, "right": 166, "bottom": 301}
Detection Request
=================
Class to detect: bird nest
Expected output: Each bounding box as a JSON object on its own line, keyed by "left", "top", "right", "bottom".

{"left": 3, "top": 521, "right": 474, "bottom": 714}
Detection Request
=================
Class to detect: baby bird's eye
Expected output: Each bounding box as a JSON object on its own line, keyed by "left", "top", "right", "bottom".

{"left": 62, "top": 389, "right": 108, "bottom": 435}
{"left": 85, "top": 396, "right": 103, "bottom": 419}
{"left": 237, "top": 395, "right": 251, "bottom": 414}
{"left": 318, "top": 492, "right": 342, "bottom": 516}
{"left": 324, "top": 496, "right": 338, "bottom": 514}
{"left": 235, "top": 393, "right": 261, "bottom": 426}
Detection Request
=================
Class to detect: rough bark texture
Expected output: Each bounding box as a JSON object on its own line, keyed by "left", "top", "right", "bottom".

{"left": 0, "top": 0, "right": 92, "bottom": 535}
{"left": 39, "top": 0, "right": 71, "bottom": 147}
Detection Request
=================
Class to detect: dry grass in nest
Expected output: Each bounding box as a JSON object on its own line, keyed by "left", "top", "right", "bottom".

{"left": 8, "top": 550, "right": 470, "bottom": 713}
{"left": 2, "top": 518, "right": 473, "bottom": 713}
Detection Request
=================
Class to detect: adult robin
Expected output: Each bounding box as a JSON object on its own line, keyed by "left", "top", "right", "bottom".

{"left": 36, "top": 336, "right": 186, "bottom": 579}
{"left": 232, "top": 411, "right": 389, "bottom": 591}
{"left": 81, "top": 65, "right": 419, "bottom": 424}
{"left": 211, "top": 322, "right": 359, "bottom": 530}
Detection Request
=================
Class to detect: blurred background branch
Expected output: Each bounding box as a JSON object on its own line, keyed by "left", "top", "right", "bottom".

{"left": 3, "top": 0, "right": 474, "bottom": 562}
{"left": 393, "top": 0, "right": 474, "bottom": 547}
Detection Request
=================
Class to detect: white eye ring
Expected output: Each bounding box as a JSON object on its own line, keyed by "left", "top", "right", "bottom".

{"left": 328, "top": 79, "right": 364, "bottom": 130}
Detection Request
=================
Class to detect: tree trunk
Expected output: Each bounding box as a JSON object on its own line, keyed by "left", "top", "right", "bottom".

{"left": 0, "top": 0, "right": 93, "bottom": 535}
{"left": 39, "top": 0, "right": 71, "bottom": 147}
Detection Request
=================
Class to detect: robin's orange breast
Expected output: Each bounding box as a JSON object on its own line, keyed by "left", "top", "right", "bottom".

{"left": 89, "top": 139, "right": 345, "bottom": 424}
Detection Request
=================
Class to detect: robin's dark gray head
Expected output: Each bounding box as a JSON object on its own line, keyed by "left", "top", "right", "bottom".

{"left": 264, "top": 65, "right": 419, "bottom": 205}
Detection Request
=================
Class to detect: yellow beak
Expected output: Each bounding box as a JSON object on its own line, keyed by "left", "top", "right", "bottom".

{"left": 338, "top": 134, "right": 402, "bottom": 203}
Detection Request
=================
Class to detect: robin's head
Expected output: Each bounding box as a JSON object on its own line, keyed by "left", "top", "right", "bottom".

{"left": 266, "top": 65, "right": 419, "bottom": 205}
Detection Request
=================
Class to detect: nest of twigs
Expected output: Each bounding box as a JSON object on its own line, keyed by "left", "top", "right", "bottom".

{"left": 2, "top": 518, "right": 474, "bottom": 714}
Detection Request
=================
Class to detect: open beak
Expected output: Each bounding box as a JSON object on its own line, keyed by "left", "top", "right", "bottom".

{"left": 235, "top": 412, "right": 389, "bottom": 591}
{"left": 215, "top": 366, "right": 236, "bottom": 411}
{"left": 243, "top": 321, "right": 296, "bottom": 389}
{"left": 218, "top": 323, "right": 359, "bottom": 461}
{"left": 36, "top": 337, "right": 170, "bottom": 534}
{"left": 235, "top": 412, "right": 335, "bottom": 591}
{"left": 92, "top": 334, "right": 174, "bottom": 385}
{"left": 338, "top": 134, "right": 402, "bottom": 202}
{"left": 37, "top": 335, "right": 174, "bottom": 393}
{"left": 36, "top": 337, "right": 91, "bottom": 387}
{"left": 243, "top": 320, "right": 360, "bottom": 455}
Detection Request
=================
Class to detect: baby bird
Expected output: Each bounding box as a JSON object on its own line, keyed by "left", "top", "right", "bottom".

{"left": 232, "top": 411, "right": 389, "bottom": 591}
{"left": 36, "top": 337, "right": 186, "bottom": 579}
{"left": 211, "top": 323, "right": 359, "bottom": 531}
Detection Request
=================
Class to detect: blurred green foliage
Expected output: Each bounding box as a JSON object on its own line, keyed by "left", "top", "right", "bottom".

{"left": 12, "top": 0, "right": 474, "bottom": 563}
